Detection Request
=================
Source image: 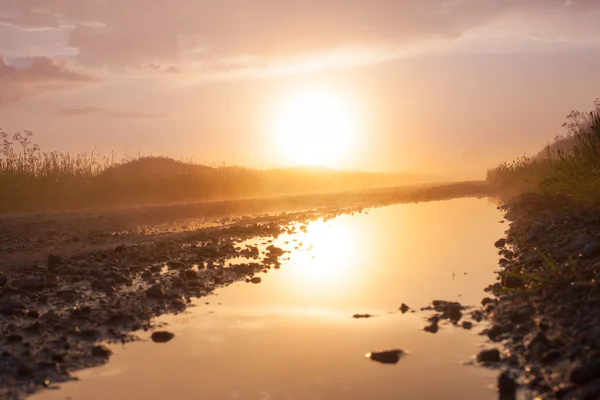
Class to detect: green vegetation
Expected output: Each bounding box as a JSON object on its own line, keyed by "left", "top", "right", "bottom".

{"left": 0, "top": 129, "right": 426, "bottom": 214}
{"left": 487, "top": 99, "right": 600, "bottom": 205}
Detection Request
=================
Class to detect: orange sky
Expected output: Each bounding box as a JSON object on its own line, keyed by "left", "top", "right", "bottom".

{"left": 1, "top": 0, "right": 600, "bottom": 179}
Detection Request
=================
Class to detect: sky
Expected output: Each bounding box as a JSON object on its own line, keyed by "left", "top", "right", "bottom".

{"left": 1, "top": 0, "right": 600, "bottom": 179}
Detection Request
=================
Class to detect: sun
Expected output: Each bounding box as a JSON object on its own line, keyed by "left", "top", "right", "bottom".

{"left": 271, "top": 89, "right": 360, "bottom": 168}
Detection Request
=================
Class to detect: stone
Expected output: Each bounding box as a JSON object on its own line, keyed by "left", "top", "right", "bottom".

{"left": 368, "top": 350, "right": 404, "bottom": 364}
{"left": 477, "top": 348, "right": 501, "bottom": 363}
{"left": 494, "top": 238, "right": 507, "bottom": 248}
{"left": 498, "top": 371, "right": 517, "bottom": 397}
{"left": 146, "top": 284, "right": 165, "bottom": 298}
{"left": 400, "top": 303, "right": 410, "bottom": 314}
{"left": 151, "top": 331, "right": 175, "bottom": 343}
{"left": 91, "top": 345, "right": 111, "bottom": 358}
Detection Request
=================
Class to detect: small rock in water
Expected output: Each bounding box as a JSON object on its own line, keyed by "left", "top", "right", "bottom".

{"left": 250, "top": 277, "right": 261, "bottom": 284}
{"left": 353, "top": 314, "right": 373, "bottom": 319}
{"left": 498, "top": 371, "right": 517, "bottom": 397}
{"left": 424, "top": 323, "right": 439, "bottom": 334}
{"left": 151, "top": 331, "right": 175, "bottom": 343}
{"left": 399, "top": 303, "right": 410, "bottom": 313}
{"left": 368, "top": 349, "right": 404, "bottom": 364}
{"left": 487, "top": 324, "right": 504, "bottom": 341}
{"left": 494, "top": 238, "right": 507, "bottom": 248}
{"left": 477, "top": 348, "right": 501, "bottom": 364}
{"left": 113, "top": 244, "right": 127, "bottom": 253}
{"left": 462, "top": 321, "right": 473, "bottom": 330}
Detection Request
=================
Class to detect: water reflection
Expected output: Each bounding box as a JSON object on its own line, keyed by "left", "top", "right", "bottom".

{"left": 33, "top": 199, "right": 508, "bottom": 400}
{"left": 278, "top": 218, "right": 364, "bottom": 299}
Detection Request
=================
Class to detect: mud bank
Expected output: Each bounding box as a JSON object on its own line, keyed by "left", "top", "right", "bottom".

{"left": 488, "top": 193, "right": 600, "bottom": 399}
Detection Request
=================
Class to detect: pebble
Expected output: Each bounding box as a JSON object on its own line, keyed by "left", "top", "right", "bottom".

{"left": 151, "top": 331, "right": 175, "bottom": 343}
{"left": 498, "top": 371, "right": 517, "bottom": 397}
{"left": 368, "top": 349, "right": 404, "bottom": 364}
{"left": 91, "top": 345, "right": 111, "bottom": 358}
{"left": 146, "top": 284, "right": 165, "bottom": 298}
{"left": 477, "top": 348, "right": 501, "bottom": 364}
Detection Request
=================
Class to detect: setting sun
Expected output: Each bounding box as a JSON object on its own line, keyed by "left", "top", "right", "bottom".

{"left": 271, "top": 89, "right": 360, "bottom": 168}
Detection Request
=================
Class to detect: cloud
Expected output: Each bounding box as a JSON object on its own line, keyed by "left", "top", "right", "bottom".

{"left": 0, "top": 55, "right": 99, "bottom": 105}
{"left": 56, "top": 107, "right": 168, "bottom": 119}
{"left": 1, "top": 0, "right": 600, "bottom": 75}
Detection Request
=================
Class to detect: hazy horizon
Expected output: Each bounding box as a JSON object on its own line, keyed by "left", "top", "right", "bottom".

{"left": 1, "top": 0, "right": 600, "bottom": 180}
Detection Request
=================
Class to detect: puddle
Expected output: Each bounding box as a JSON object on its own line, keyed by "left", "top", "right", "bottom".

{"left": 33, "top": 198, "right": 508, "bottom": 400}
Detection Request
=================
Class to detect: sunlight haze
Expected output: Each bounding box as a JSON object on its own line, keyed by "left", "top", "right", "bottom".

{"left": 1, "top": 1, "right": 600, "bottom": 178}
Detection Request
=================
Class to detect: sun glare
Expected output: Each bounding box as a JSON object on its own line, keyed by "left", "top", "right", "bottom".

{"left": 271, "top": 89, "right": 360, "bottom": 168}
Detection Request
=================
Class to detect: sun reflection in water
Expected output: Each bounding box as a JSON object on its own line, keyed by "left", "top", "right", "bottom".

{"left": 276, "top": 217, "right": 365, "bottom": 299}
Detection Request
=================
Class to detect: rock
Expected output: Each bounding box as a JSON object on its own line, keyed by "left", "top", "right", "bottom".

{"left": 368, "top": 349, "right": 404, "bottom": 364}
{"left": 462, "top": 321, "right": 473, "bottom": 330}
{"left": 481, "top": 297, "right": 496, "bottom": 306}
{"left": 0, "top": 273, "right": 7, "bottom": 287}
{"left": 498, "top": 371, "right": 517, "bottom": 397}
{"left": 47, "top": 254, "right": 63, "bottom": 270}
{"left": 167, "top": 261, "right": 186, "bottom": 270}
{"left": 12, "top": 278, "right": 45, "bottom": 291}
{"left": 0, "top": 298, "right": 26, "bottom": 315}
{"left": 91, "top": 345, "right": 112, "bottom": 358}
{"left": 113, "top": 244, "right": 127, "bottom": 253}
{"left": 477, "top": 348, "right": 501, "bottom": 363}
{"left": 495, "top": 238, "right": 507, "bottom": 248}
{"left": 151, "top": 331, "right": 175, "bottom": 343}
{"left": 250, "top": 277, "right": 261, "bottom": 284}
{"left": 424, "top": 323, "right": 439, "bottom": 334}
{"left": 353, "top": 314, "right": 373, "bottom": 319}
{"left": 400, "top": 303, "right": 410, "bottom": 314}
{"left": 569, "top": 359, "right": 600, "bottom": 385}
{"left": 146, "top": 284, "right": 165, "bottom": 298}
{"left": 181, "top": 270, "right": 197, "bottom": 280}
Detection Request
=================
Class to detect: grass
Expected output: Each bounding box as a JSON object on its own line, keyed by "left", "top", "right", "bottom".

{"left": 0, "top": 129, "right": 426, "bottom": 214}
{"left": 486, "top": 99, "right": 600, "bottom": 206}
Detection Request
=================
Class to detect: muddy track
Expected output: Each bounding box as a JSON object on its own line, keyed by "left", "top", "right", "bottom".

{"left": 0, "top": 181, "right": 490, "bottom": 399}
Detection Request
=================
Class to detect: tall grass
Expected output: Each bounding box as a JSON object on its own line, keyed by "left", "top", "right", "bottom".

{"left": 487, "top": 99, "right": 600, "bottom": 205}
{"left": 0, "top": 129, "right": 419, "bottom": 214}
